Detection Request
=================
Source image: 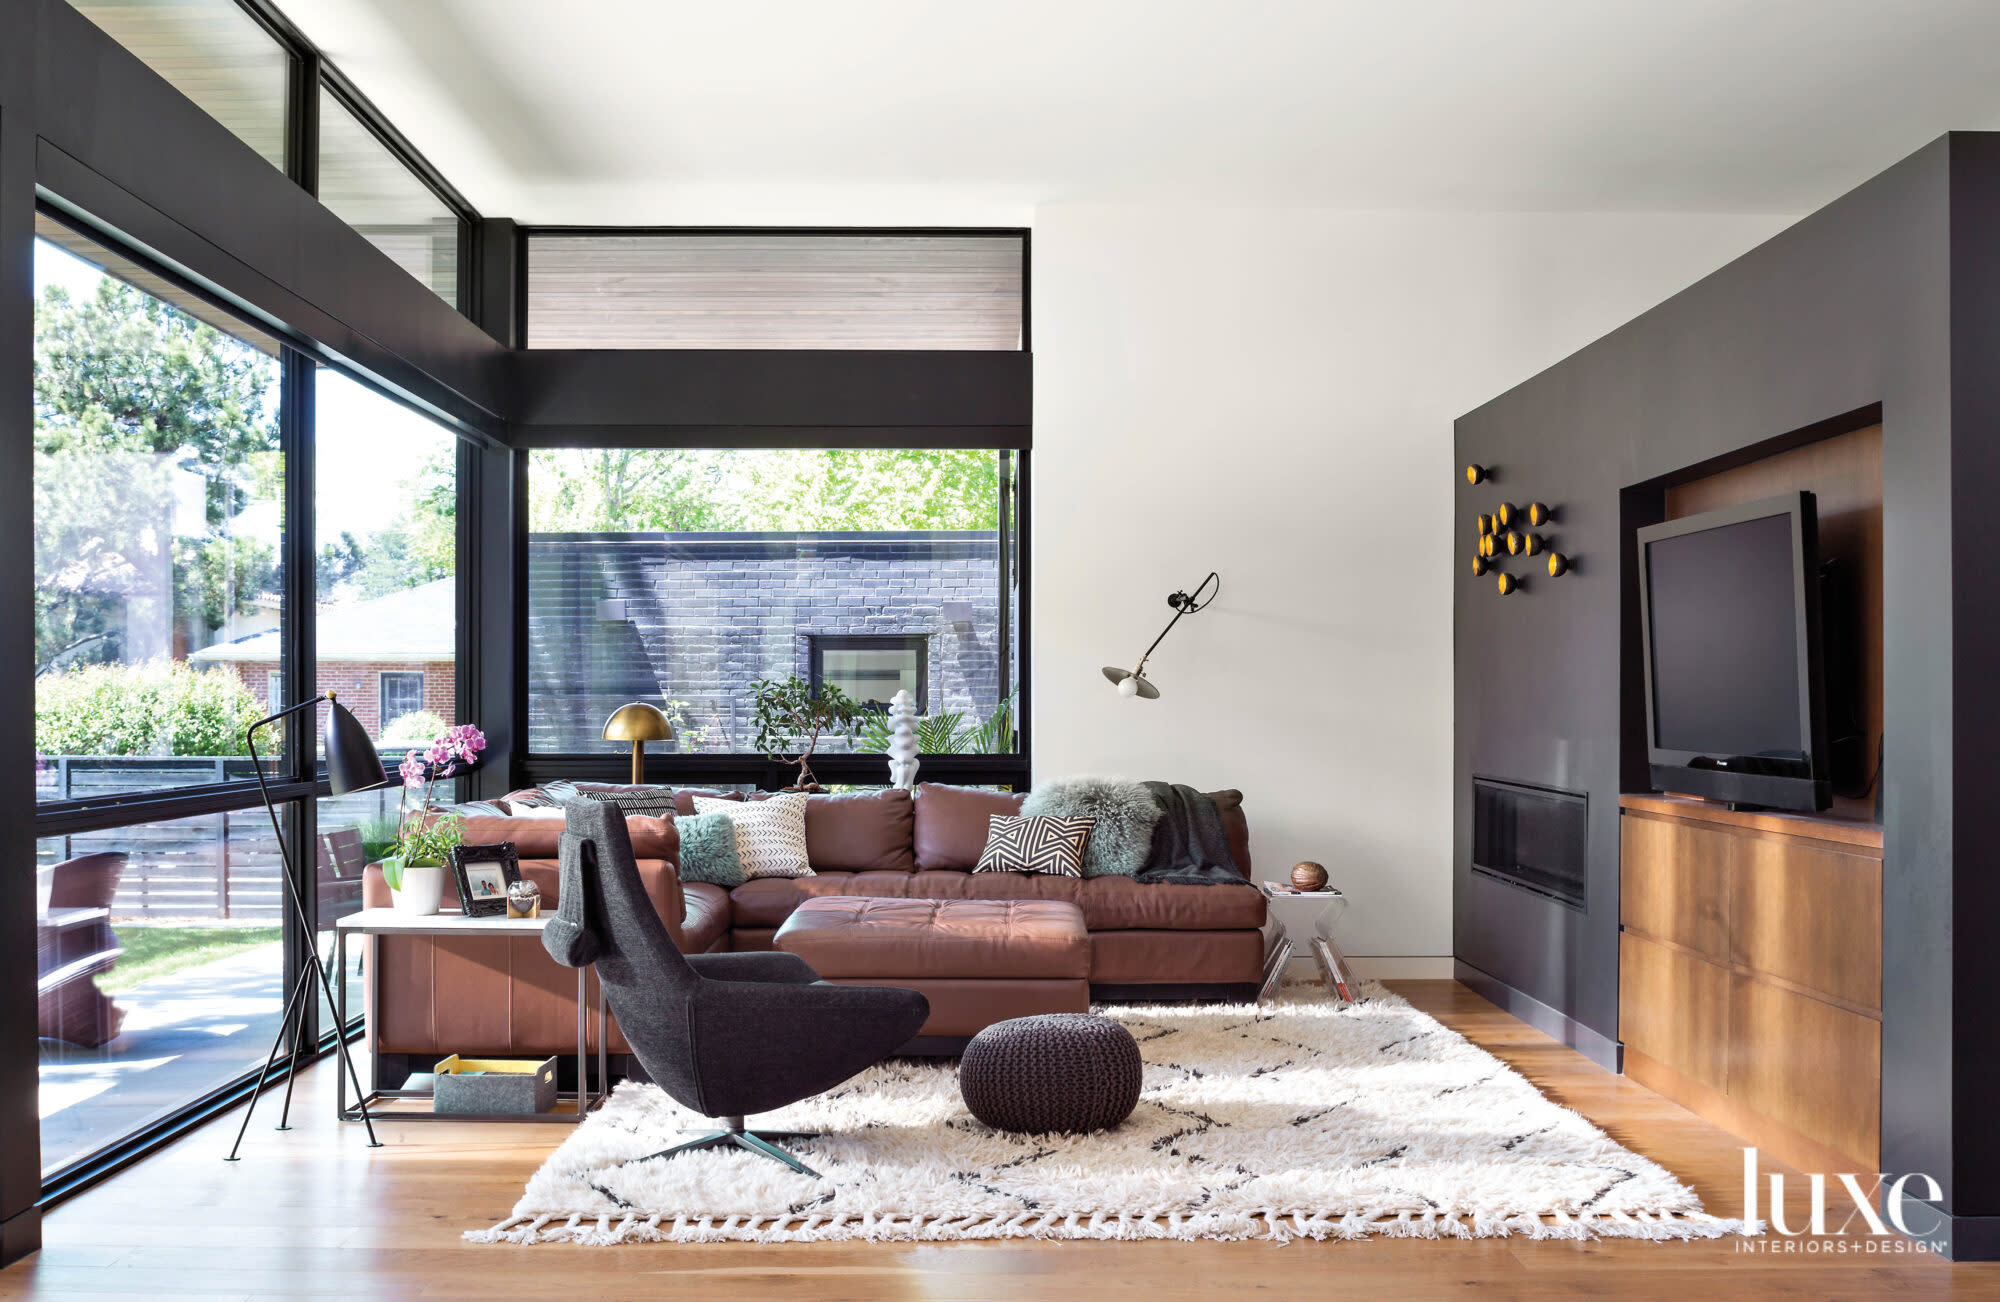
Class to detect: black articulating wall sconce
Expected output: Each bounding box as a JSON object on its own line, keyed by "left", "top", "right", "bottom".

{"left": 1466, "top": 466, "right": 1572, "bottom": 595}
{"left": 1103, "top": 571, "right": 1220, "bottom": 699}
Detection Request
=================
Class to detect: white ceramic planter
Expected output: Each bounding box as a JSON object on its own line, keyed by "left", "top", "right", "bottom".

{"left": 392, "top": 863, "right": 447, "bottom": 916}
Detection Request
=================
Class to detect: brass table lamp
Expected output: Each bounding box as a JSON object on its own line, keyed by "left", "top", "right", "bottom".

{"left": 603, "top": 701, "right": 675, "bottom": 784}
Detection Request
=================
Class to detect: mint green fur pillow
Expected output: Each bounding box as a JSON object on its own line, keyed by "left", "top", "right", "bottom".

{"left": 1021, "top": 776, "right": 1162, "bottom": 877}
{"left": 675, "top": 812, "right": 746, "bottom": 888}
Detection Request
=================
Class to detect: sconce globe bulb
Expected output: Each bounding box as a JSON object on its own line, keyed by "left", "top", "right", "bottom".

{"left": 1117, "top": 674, "right": 1141, "bottom": 698}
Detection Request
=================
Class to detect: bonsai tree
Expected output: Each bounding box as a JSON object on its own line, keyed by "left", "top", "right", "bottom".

{"left": 749, "top": 675, "right": 861, "bottom": 791}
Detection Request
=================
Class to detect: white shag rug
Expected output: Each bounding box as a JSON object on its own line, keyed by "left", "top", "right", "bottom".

{"left": 469, "top": 982, "right": 1753, "bottom": 1246}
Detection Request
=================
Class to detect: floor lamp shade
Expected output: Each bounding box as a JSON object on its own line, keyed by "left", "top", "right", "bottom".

{"left": 324, "top": 695, "right": 389, "bottom": 795}
{"left": 603, "top": 702, "right": 675, "bottom": 784}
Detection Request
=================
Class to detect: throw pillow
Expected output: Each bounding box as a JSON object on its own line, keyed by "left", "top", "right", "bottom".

{"left": 974, "top": 814, "right": 1094, "bottom": 877}
{"left": 674, "top": 811, "right": 747, "bottom": 888}
{"left": 693, "top": 791, "right": 812, "bottom": 878}
{"left": 582, "top": 788, "right": 679, "bottom": 818}
{"left": 504, "top": 779, "right": 581, "bottom": 808}
{"left": 1020, "top": 776, "right": 1162, "bottom": 877}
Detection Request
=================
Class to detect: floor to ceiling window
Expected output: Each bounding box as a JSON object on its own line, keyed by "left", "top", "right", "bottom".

{"left": 311, "top": 365, "right": 460, "bottom": 1009}
{"left": 32, "top": 220, "right": 297, "bottom": 1176}
{"left": 18, "top": 0, "right": 488, "bottom": 1215}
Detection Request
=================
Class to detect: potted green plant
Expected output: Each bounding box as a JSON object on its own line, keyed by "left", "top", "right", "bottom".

{"left": 749, "top": 675, "right": 862, "bottom": 791}
{"left": 380, "top": 724, "right": 485, "bottom": 914}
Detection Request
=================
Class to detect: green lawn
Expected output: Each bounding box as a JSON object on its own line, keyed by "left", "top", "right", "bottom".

{"left": 98, "top": 926, "right": 282, "bottom": 995}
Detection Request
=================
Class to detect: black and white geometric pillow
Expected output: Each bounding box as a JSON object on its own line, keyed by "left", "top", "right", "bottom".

{"left": 692, "top": 791, "right": 813, "bottom": 878}
{"left": 974, "top": 814, "right": 1095, "bottom": 877}
{"left": 582, "top": 788, "right": 679, "bottom": 817}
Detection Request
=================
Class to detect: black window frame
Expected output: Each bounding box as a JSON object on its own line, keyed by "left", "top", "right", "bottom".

{"left": 514, "top": 438, "right": 1031, "bottom": 794}
{"left": 811, "top": 633, "right": 931, "bottom": 713}
{"left": 25, "top": 203, "right": 471, "bottom": 1203}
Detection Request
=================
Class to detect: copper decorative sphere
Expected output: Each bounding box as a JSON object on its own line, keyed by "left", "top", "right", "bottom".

{"left": 1291, "top": 861, "right": 1329, "bottom": 892}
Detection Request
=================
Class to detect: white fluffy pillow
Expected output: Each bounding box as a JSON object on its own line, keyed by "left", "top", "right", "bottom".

{"left": 692, "top": 792, "right": 812, "bottom": 879}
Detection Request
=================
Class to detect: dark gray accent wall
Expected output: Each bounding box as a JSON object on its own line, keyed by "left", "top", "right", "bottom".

{"left": 1454, "top": 134, "right": 2000, "bottom": 1234}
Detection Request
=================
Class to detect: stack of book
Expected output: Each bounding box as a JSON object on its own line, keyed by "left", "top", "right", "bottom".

{"left": 1309, "top": 924, "right": 1358, "bottom": 1004}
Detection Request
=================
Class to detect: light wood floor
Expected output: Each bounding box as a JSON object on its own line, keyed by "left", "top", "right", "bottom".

{"left": 3, "top": 979, "right": 1996, "bottom": 1300}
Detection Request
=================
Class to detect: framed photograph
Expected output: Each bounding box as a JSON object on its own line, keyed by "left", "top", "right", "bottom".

{"left": 449, "top": 843, "right": 520, "bottom": 918}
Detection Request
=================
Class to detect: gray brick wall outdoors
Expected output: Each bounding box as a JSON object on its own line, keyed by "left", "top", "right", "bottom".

{"left": 528, "top": 531, "right": 1008, "bottom": 754}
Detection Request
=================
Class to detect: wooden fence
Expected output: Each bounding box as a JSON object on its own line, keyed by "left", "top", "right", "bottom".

{"left": 36, "top": 756, "right": 363, "bottom": 923}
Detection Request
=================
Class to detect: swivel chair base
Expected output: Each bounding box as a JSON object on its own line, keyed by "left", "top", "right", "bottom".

{"left": 631, "top": 1115, "right": 823, "bottom": 1177}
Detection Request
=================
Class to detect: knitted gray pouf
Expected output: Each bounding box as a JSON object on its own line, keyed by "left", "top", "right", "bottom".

{"left": 958, "top": 1013, "right": 1143, "bottom": 1134}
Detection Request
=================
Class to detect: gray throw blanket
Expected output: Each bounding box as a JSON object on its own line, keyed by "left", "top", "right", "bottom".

{"left": 1135, "top": 781, "right": 1252, "bottom": 886}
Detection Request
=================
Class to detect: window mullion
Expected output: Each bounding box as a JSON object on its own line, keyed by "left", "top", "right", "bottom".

{"left": 279, "top": 351, "right": 318, "bottom": 1052}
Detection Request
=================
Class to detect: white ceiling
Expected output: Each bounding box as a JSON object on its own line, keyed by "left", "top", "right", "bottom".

{"left": 281, "top": 0, "right": 2000, "bottom": 225}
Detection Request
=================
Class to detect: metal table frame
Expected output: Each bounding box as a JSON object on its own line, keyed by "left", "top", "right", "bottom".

{"left": 335, "top": 909, "right": 608, "bottom": 1125}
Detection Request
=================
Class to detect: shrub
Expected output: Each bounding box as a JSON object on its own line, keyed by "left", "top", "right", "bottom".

{"left": 36, "top": 659, "right": 266, "bottom": 757}
{"left": 380, "top": 709, "right": 446, "bottom": 745}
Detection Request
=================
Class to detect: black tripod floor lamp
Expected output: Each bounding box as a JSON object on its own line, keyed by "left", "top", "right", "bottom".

{"left": 226, "top": 691, "right": 388, "bottom": 1160}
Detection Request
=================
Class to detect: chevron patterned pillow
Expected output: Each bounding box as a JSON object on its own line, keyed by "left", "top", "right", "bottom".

{"left": 973, "top": 814, "right": 1095, "bottom": 877}
{"left": 693, "top": 791, "right": 813, "bottom": 878}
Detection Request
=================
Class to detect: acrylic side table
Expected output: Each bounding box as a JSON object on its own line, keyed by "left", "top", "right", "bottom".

{"left": 335, "top": 909, "right": 608, "bottom": 1124}
{"left": 1258, "top": 881, "right": 1358, "bottom": 1003}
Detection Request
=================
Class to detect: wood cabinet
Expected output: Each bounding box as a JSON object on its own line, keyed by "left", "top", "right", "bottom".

{"left": 1618, "top": 793, "right": 1882, "bottom": 1175}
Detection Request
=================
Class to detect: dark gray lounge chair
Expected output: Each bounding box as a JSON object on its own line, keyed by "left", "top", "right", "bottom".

{"left": 543, "top": 798, "right": 928, "bottom": 1176}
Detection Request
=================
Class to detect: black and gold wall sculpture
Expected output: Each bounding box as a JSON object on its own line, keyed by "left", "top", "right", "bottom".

{"left": 1462, "top": 468, "right": 1573, "bottom": 596}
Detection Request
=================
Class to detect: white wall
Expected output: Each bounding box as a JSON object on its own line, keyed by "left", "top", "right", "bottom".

{"left": 1029, "top": 205, "right": 1789, "bottom": 957}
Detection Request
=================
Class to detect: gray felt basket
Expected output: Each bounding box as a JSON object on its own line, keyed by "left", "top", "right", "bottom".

{"left": 432, "top": 1054, "right": 558, "bottom": 1115}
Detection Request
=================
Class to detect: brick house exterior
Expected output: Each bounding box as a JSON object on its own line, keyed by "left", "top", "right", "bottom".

{"left": 190, "top": 578, "right": 457, "bottom": 739}
{"left": 528, "top": 531, "right": 1010, "bottom": 754}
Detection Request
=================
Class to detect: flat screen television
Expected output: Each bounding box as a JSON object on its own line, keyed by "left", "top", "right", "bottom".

{"left": 1636, "top": 491, "right": 1830, "bottom": 812}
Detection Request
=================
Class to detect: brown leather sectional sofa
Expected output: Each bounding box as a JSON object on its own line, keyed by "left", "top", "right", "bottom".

{"left": 359, "top": 783, "right": 1265, "bottom": 1064}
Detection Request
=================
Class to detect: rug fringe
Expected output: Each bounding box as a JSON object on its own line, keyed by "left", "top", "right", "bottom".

{"left": 462, "top": 1207, "right": 1761, "bottom": 1247}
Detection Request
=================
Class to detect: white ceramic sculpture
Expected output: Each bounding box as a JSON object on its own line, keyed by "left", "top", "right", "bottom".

{"left": 886, "top": 688, "right": 921, "bottom": 791}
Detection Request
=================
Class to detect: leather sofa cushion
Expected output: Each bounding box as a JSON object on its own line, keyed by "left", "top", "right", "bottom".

{"left": 912, "top": 784, "right": 1025, "bottom": 870}
{"left": 774, "top": 897, "right": 1090, "bottom": 980}
{"left": 804, "top": 788, "right": 915, "bottom": 872}
{"left": 454, "top": 813, "right": 679, "bottom": 862}
{"left": 1089, "top": 928, "right": 1266, "bottom": 985}
{"left": 681, "top": 882, "right": 733, "bottom": 954}
{"left": 793, "top": 870, "right": 1264, "bottom": 931}
{"left": 728, "top": 874, "right": 839, "bottom": 927}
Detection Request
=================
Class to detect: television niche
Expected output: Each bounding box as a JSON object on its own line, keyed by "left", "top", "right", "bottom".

{"left": 1636, "top": 491, "right": 1830, "bottom": 812}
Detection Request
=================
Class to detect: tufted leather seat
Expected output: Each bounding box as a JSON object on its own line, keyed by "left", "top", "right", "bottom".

{"left": 774, "top": 897, "right": 1090, "bottom": 1037}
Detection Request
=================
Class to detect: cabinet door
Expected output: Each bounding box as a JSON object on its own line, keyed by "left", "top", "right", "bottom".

{"left": 1728, "top": 974, "right": 1880, "bottom": 1171}
{"left": 1620, "top": 814, "right": 1730, "bottom": 960}
{"left": 1619, "top": 932, "right": 1730, "bottom": 1093}
{"left": 1729, "top": 835, "right": 1881, "bottom": 1012}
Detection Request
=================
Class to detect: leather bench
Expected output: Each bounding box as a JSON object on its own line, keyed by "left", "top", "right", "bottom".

{"left": 773, "top": 896, "right": 1090, "bottom": 1046}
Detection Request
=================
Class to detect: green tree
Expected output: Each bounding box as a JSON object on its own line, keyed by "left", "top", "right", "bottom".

{"left": 35, "top": 660, "right": 267, "bottom": 758}
{"left": 345, "top": 445, "right": 457, "bottom": 598}
{"left": 33, "top": 276, "right": 281, "bottom": 673}
{"left": 738, "top": 450, "right": 999, "bottom": 531}
{"left": 527, "top": 448, "right": 1002, "bottom": 533}
{"left": 529, "top": 448, "right": 741, "bottom": 533}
